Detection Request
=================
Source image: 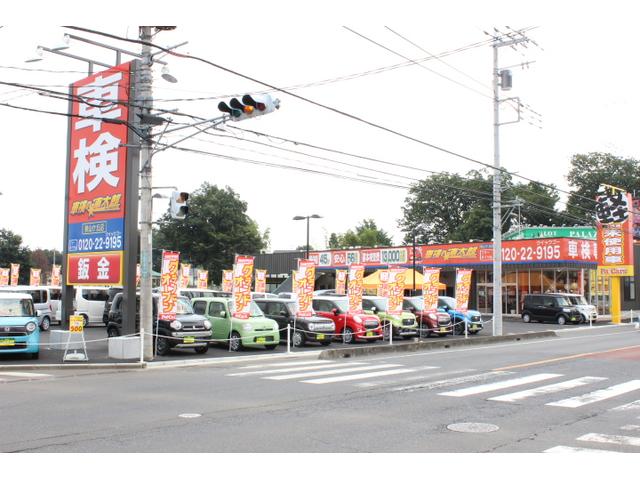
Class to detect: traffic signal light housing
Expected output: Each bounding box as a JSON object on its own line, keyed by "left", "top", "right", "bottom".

{"left": 217, "top": 94, "right": 280, "bottom": 121}
{"left": 170, "top": 191, "right": 189, "bottom": 220}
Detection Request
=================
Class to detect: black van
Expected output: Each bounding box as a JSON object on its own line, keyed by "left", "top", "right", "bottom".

{"left": 521, "top": 294, "right": 582, "bottom": 325}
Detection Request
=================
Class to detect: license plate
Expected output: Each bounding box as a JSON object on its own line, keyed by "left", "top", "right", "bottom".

{"left": 183, "top": 336, "right": 195, "bottom": 344}
{"left": 366, "top": 331, "right": 373, "bottom": 337}
{"left": 0, "top": 339, "right": 15, "bottom": 347}
{"left": 316, "top": 334, "right": 325, "bottom": 340}
{"left": 256, "top": 337, "right": 266, "bottom": 344}
{"left": 470, "top": 326, "right": 478, "bottom": 331}
{"left": 439, "top": 327, "right": 447, "bottom": 333}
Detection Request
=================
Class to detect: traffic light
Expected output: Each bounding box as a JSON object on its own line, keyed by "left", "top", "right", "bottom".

{"left": 170, "top": 191, "right": 189, "bottom": 219}
{"left": 217, "top": 94, "right": 280, "bottom": 121}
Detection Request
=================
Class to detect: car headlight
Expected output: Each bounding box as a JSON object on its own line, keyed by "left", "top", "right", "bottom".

{"left": 170, "top": 320, "right": 182, "bottom": 330}
{"left": 353, "top": 315, "right": 363, "bottom": 323}
{"left": 562, "top": 308, "right": 571, "bottom": 313}
{"left": 25, "top": 322, "right": 37, "bottom": 333}
{"left": 428, "top": 313, "right": 437, "bottom": 321}
{"left": 203, "top": 320, "right": 212, "bottom": 330}
{"left": 242, "top": 323, "right": 253, "bottom": 331}
{"left": 308, "top": 323, "right": 315, "bottom": 331}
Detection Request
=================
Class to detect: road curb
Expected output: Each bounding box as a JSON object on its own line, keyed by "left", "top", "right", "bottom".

{"left": 0, "top": 363, "right": 146, "bottom": 371}
{"left": 318, "top": 331, "right": 558, "bottom": 359}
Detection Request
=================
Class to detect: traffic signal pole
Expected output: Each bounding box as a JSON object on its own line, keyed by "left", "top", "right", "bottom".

{"left": 138, "top": 26, "right": 155, "bottom": 360}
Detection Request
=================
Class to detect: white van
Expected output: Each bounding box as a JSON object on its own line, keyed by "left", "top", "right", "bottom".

{"left": 0, "top": 285, "right": 60, "bottom": 331}
{"left": 74, "top": 286, "right": 109, "bottom": 326}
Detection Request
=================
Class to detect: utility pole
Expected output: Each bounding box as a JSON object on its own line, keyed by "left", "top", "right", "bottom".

{"left": 138, "top": 26, "right": 155, "bottom": 360}
{"left": 491, "top": 28, "right": 535, "bottom": 337}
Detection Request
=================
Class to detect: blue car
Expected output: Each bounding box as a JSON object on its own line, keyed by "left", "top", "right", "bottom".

{"left": 438, "top": 296, "right": 484, "bottom": 335}
{"left": 0, "top": 292, "right": 40, "bottom": 359}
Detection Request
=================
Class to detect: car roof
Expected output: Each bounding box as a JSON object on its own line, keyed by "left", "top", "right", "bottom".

{"left": 0, "top": 292, "right": 33, "bottom": 300}
{"left": 255, "top": 298, "right": 293, "bottom": 302}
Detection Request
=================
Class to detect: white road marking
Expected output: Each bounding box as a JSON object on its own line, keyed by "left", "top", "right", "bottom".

{"left": 488, "top": 376, "right": 606, "bottom": 403}
{"left": 355, "top": 368, "right": 469, "bottom": 388}
{"left": 303, "top": 368, "right": 416, "bottom": 384}
{"left": 577, "top": 433, "right": 640, "bottom": 447}
{"left": 237, "top": 360, "right": 335, "bottom": 370}
{"left": 0, "top": 372, "right": 52, "bottom": 378}
{"left": 264, "top": 364, "right": 404, "bottom": 381}
{"left": 547, "top": 380, "right": 640, "bottom": 408}
{"left": 544, "top": 445, "right": 620, "bottom": 453}
{"left": 393, "top": 371, "right": 511, "bottom": 393}
{"left": 439, "top": 373, "right": 563, "bottom": 397}
{"left": 620, "top": 425, "right": 640, "bottom": 431}
{"left": 610, "top": 399, "right": 640, "bottom": 411}
{"left": 228, "top": 362, "right": 361, "bottom": 377}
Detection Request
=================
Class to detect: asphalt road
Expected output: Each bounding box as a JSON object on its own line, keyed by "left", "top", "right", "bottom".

{"left": 1, "top": 322, "right": 639, "bottom": 453}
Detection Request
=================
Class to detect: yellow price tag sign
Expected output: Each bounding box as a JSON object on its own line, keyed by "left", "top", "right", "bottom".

{"left": 69, "top": 315, "right": 84, "bottom": 333}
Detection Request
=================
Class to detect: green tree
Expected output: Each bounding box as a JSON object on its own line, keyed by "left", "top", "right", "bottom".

{"left": 328, "top": 219, "right": 393, "bottom": 248}
{"left": 507, "top": 182, "right": 564, "bottom": 227}
{"left": 566, "top": 152, "right": 640, "bottom": 221}
{"left": 154, "top": 183, "right": 266, "bottom": 286}
{"left": 0, "top": 229, "right": 32, "bottom": 284}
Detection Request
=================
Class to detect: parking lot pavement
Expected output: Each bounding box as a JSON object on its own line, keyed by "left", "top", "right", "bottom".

{"left": 0, "top": 316, "right": 616, "bottom": 366}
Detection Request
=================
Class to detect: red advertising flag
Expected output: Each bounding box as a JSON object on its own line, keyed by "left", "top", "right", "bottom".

{"left": 29, "top": 269, "right": 41, "bottom": 287}
{"left": 158, "top": 251, "right": 180, "bottom": 321}
{"left": 179, "top": 263, "right": 191, "bottom": 288}
{"left": 10, "top": 263, "right": 19, "bottom": 286}
{"left": 222, "top": 270, "right": 233, "bottom": 293}
{"left": 377, "top": 269, "right": 390, "bottom": 298}
{"left": 0, "top": 268, "right": 9, "bottom": 287}
{"left": 296, "top": 260, "right": 315, "bottom": 318}
{"left": 347, "top": 264, "right": 365, "bottom": 315}
{"left": 335, "top": 269, "right": 347, "bottom": 295}
{"left": 454, "top": 269, "right": 473, "bottom": 313}
{"left": 232, "top": 256, "right": 254, "bottom": 320}
{"left": 386, "top": 268, "right": 406, "bottom": 316}
{"left": 422, "top": 267, "right": 441, "bottom": 314}
{"left": 255, "top": 269, "right": 267, "bottom": 294}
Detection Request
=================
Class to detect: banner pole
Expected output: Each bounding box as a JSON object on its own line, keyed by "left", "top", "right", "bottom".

{"left": 287, "top": 324, "right": 291, "bottom": 354}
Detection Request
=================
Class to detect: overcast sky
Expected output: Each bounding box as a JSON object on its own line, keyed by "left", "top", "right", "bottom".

{"left": 2, "top": 3, "right": 639, "bottom": 256}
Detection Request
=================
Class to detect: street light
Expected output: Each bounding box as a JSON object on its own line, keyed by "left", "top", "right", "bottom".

{"left": 293, "top": 214, "right": 322, "bottom": 259}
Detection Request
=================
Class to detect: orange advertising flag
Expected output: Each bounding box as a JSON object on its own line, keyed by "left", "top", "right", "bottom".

{"left": 222, "top": 270, "right": 233, "bottom": 293}
{"left": 454, "top": 269, "right": 473, "bottom": 313}
{"left": 335, "top": 269, "right": 347, "bottom": 295}
{"left": 296, "top": 260, "right": 315, "bottom": 318}
{"left": 347, "top": 264, "right": 365, "bottom": 315}
{"left": 10, "top": 263, "right": 19, "bottom": 286}
{"left": 255, "top": 269, "right": 267, "bottom": 294}
{"left": 0, "top": 268, "right": 9, "bottom": 286}
{"left": 422, "top": 268, "right": 441, "bottom": 314}
{"left": 29, "top": 268, "right": 41, "bottom": 287}
{"left": 232, "top": 256, "right": 254, "bottom": 320}
{"left": 158, "top": 251, "right": 180, "bottom": 320}
{"left": 386, "top": 268, "right": 406, "bottom": 316}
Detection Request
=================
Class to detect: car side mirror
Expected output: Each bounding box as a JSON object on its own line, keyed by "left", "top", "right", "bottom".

{"left": 443, "top": 305, "right": 450, "bottom": 311}
{"left": 331, "top": 308, "right": 339, "bottom": 315}
{"left": 280, "top": 310, "right": 289, "bottom": 317}
{"left": 371, "top": 306, "right": 378, "bottom": 314}
{"left": 220, "top": 311, "right": 227, "bottom": 318}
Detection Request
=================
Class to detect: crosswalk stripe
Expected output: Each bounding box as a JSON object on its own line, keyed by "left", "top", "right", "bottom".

{"left": 228, "top": 362, "right": 361, "bottom": 377}
{"left": 620, "top": 425, "right": 640, "bottom": 431}
{"left": 439, "top": 373, "right": 563, "bottom": 398}
{"left": 544, "top": 445, "right": 620, "bottom": 453}
{"left": 547, "top": 380, "right": 640, "bottom": 408}
{"left": 0, "top": 372, "right": 52, "bottom": 378}
{"left": 237, "top": 360, "right": 335, "bottom": 370}
{"left": 610, "top": 399, "right": 640, "bottom": 411}
{"left": 577, "top": 433, "right": 640, "bottom": 447}
{"left": 488, "top": 376, "right": 606, "bottom": 403}
{"left": 264, "top": 364, "right": 404, "bottom": 381}
{"left": 393, "top": 371, "right": 510, "bottom": 393}
{"left": 302, "top": 368, "right": 416, "bottom": 385}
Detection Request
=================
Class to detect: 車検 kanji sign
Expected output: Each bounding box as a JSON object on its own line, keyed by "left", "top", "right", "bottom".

{"left": 65, "top": 63, "right": 132, "bottom": 285}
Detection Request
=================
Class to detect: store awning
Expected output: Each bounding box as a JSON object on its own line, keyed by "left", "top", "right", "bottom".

{"left": 362, "top": 269, "right": 446, "bottom": 290}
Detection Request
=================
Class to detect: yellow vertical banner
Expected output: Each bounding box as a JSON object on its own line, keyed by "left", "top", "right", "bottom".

{"left": 29, "top": 268, "right": 41, "bottom": 287}
{"left": 377, "top": 269, "right": 390, "bottom": 297}
{"left": 335, "top": 269, "right": 347, "bottom": 295}
{"left": 255, "top": 269, "right": 267, "bottom": 293}
{"left": 222, "top": 270, "right": 233, "bottom": 293}
{"left": 422, "top": 268, "right": 441, "bottom": 314}
{"left": 51, "top": 265, "right": 62, "bottom": 287}
{"left": 454, "top": 269, "right": 473, "bottom": 313}
{"left": 386, "top": 268, "right": 406, "bottom": 316}
{"left": 0, "top": 268, "right": 9, "bottom": 286}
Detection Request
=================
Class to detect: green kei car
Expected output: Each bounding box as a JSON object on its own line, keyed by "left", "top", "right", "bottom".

{"left": 192, "top": 297, "right": 280, "bottom": 352}
{"left": 362, "top": 296, "right": 418, "bottom": 340}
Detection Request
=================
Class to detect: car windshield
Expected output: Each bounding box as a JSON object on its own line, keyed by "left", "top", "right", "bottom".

{"left": 330, "top": 298, "right": 350, "bottom": 312}
{"left": 176, "top": 298, "right": 194, "bottom": 314}
{"left": 405, "top": 297, "right": 423, "bottom": 310}
{"left": 0, "top": 299, "right": 35, "bottom": 317}
{"left": 228, "top": 300, "right": 263, "bottom": 317}
{"left": 367, "top": 297, "right": 388, "bottom": 311}
{"left": 286, "top": 302, "right": 316, "bottom": 316}
{"left": 567, "top": 296, "right": 588, "bottom": 305}
{"left": 555, "top": 296, "right": 571, "bottom": 306}
{"left": 439, "top": 297, "right": 456, "bottom": 309}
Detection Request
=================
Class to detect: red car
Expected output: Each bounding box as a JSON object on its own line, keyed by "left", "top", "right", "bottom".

{"left": 312, "top": 296, "right": 383, "bottom": 343}
{"left": 403, "top": 296, "right": 453, "bottom": 338}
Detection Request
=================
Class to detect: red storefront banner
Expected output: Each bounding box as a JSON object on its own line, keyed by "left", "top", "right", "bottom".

{"left": 255, "top": 269, "right": 267, "bottom": 294}
{"left": 454, "top": 269, "right": 473, "bottom": 313}
{"left": 158, "top": 251, "right": 180, "bottom": 321}
{"left": 596, "top": 187, "right": 635, "bottom": 277}
{"left": 296, "top": 260, "right": 315, "bottom": 318}
{"left": 179, "top": 263, "right": 191, "bottom": 288}
{"left": 233, "top": 256, "right": 254, "bottom": 320}
{"left": 335, "top": 269, "right": 347, "bottom": 295}
{"left": 347, "top": 264, "right": 365, "bottom": 314}
{"left": 387, "top": 268, "right": 406, "bottom": 316}
{"left": 0, "top": 268, "right": 9, "bottom": 286}
{"left": 222, "top": 270, "right": 233, "bottom": 293}
{"left": 377, "top": 269, "right": 390, "bottom": 297}
{"left": 67, "top": 252, "right": 123, "bottom": 285}
{"left": 65, "top": 62, "right": 132, "bottom": 286}
{"left": 309, "top": 238, "right": 597, "bottom": 268}
{"left": 197, "top": 270, "right": 208, "bottom": 289}
{"left": 10, "top": 263, "right": 19, "bottom": 286}
{"left": 422, "top": 267, "right": 441, "bottom": 314}
{"left": 51, "top": 265, "right": 61, "bottom": 287}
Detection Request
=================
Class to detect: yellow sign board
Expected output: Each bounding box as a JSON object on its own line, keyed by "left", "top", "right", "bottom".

{"left": 69, "top": 315, "right": 84, "bottom": 333}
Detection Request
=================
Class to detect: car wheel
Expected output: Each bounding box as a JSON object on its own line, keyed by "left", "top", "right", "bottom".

{"left": 557, "top": 315, "right": 567, "bottom": 326}
{"left": 31, "top": 352, "right": 39, "bottom": 360}
{"left": 580, "top": 314, "right": 587, "bottom": 324}
{"left": 40, "top": 316, "right": 51, "bottom": 331}
{"left": 155, "top": 336, "right": 171, "bottom": 356}
{"left": 264, "top": 344, "right": 277, "bottom": 350}
{"left": 438, "top": 333, "right": 447, "bottom": 337}
{"left": 81, "top": 314, "right": 89, "bottom": 328}
{"left": 455, "top": 322, "right": 464, "bottom": 335}
{"left": 194, "top": 345, "right": 209, "bottom": 354}
{"left": 107, "top": 327, "right": 119, "bottom": 338}
{"left": 343, "top": 327, "right": 355, "bottom": 344}
{"left": 292, "top": 331, "right": 305, "bottom": 348}
{"left": 321, "top": 341, "right": 333, "bottom": 346}
{"left": 522, "top": 313, "right": 531, "bottom": 323}
{"left": 229, "top": 331, "right": 243, "bottom": 352}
